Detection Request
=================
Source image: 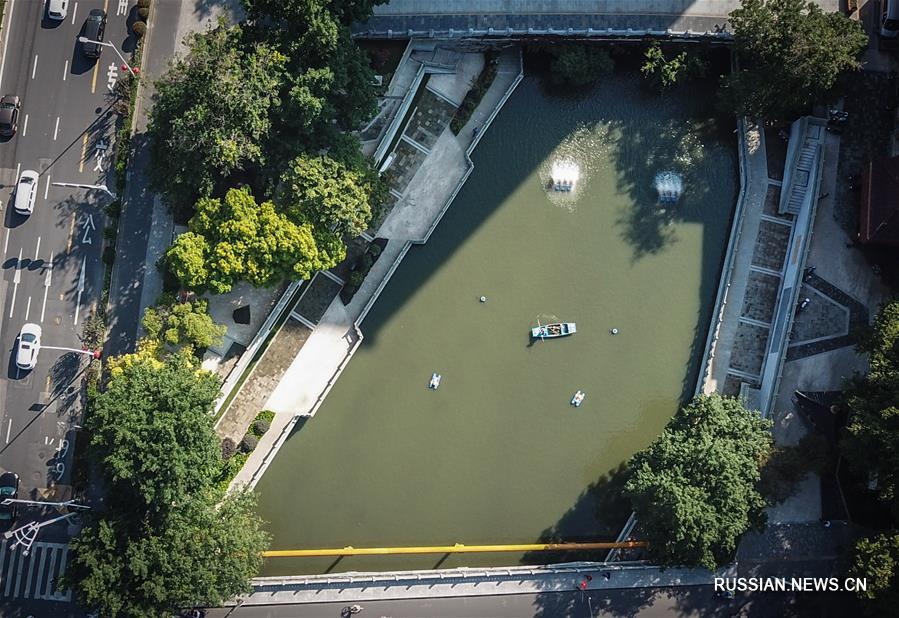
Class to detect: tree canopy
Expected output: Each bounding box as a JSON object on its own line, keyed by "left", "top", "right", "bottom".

{"left": 148, "top": 25, "right": 286, "bottom": 207}
{"left": 277, "top": 154, "right": 373, "bottom": 237}
{"left": 166, "top": 187, "right": 341, "bottom": 293}
{"left": 842, "top": 300, "right": 899, "bottom": 515}
{"left": 547, "top": 45, "right": 614, "bottom": 86}
{"left": 724, "top": 0, "right": 867, "bottom": 121}
{"left": 142, "top": 297, "right": 227, "bottom": 351}
{"left": 66, "top": 353, "right": 269, "bottom": 616}
{"left": 87, "top": 352, "right": 222, "bottom": 516}
{"left": 849, "top": 533, "right": 899, "bottom": 614}
{"left": 624, "top": 394, "right": 773, "bottom": 569}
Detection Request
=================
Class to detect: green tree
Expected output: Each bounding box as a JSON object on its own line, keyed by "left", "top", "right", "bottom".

{"left": 142, "top": 298, "right": 227, "bottom": 351}
{"left": 148, "top": 25, "right": 286, "bottom": 207}
{"left": 65, "top": 488, "right": 268, "bottom": 617}
{"left": 842, "top": 301, "right": 899, "bottom": 515}
{"left": 641, "top": 42, "right": 690, "bottom": 89}
{"left": 849, "top": 533, "right": 899, "bottom": 613}
{"left": 277, "top": 154, "right": 373, "bottom": 237}
{"left": 87, "top": 352, "right": 221, "bottom": 516}
{"left": 548, "top": 45, "right": 615, "bottom": 87}
{"left": 624, "top": 394, "right": 773, "bottom": 569}
{"left": 724, "top": 0, "right": 867, "bottom": 121}
{"left": 166, "top": 188, "right": 340, "bottom": 294}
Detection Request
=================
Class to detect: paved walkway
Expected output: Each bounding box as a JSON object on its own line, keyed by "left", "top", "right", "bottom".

{"left": 238, "top": 563, "right": 727, "bottom": 606}
{"left": 355, "top": 0, "right": 840, "bottom": 37}
{"left": 230, "top": 48, "right": 523, "bottom": 489}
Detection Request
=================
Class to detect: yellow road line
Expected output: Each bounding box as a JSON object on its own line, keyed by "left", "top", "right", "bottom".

{"left": 79, "top": 134, "right": 87, "bottom": 173}
{"left": 263, "top": 541, "right": 648, "bottom": 558}
{"left": 66, "top": 213, "right": 76, "bottom": 253}
{"left": 90, "top": 60, "right": 98, "bottom": 94}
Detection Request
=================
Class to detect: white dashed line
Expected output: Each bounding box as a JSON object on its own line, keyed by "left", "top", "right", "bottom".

{"left": 31, "top": 55, "right": 37, "bottom": 80}
{"left": 3, "top": 229, "right": 8, "bottom": 254}
{"left": 9, "top": 248, "right": 21, "bottom": 319}
{"left": 4, "top": 419, "right": 10, "bottom": 444}
{"left": 21, "top": 114, "right": 27, "bottom": 136}
{"left": 43, "top": 175, "right": 50, "bottom": 200}
{"left": 53, "top": 116, "right": 59, "bottom": 140}
{"left": 34, "top": 236, "right": 40, "bottom": 258}
{"left": 24, "top": 296, "right": 30, "bottom": 321}
{"left": 71, "top": 1, "right": 77, "bottom": 25}
{"left": 62, "top": 59, "right": 68, "bottom": 81}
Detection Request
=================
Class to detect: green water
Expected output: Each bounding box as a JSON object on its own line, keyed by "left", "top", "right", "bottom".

{"left": 256, "top": 73, "right": 737, "bottom": 575}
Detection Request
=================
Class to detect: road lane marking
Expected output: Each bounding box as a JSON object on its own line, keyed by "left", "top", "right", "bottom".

{"left": 116, "top": 0, "right": 127, "bottom": 16}
{"left": 91, "top": 60, "right": 98, "bottom": 93}
{"left": 34, "top": 236, "right": 40, "bottom": 258}
{"left": 31, "top": 55, "right": 38, "bottom": 80}
{"left": 14, "top": 162, "right": 19, "bottom": 183}
{"left": 81, "top": 214, "right": 95, "bottom": 245}
{"left": 62, "top": 60, "right": 68, "bottom": 81}
{"left": 9, "top": 248, "right": 21, "bottom": 318}
{"left": 21, "top": 114, "right": 27, "bottom": 136}
{"left": 66, "top": 214, "right": 76, "bottom": 253}
{"left": 43, "top": 175, "right": 50, "bottom": 200}
{"left": 0, "top": 0, "right": 15, "bottom": 91}
{"left": 71, "top": 1, "right": 78, "bottom": 25}
{"left": 53, "top": 116, "right": 59, "bottom": 140}
{"left": 3, "top": 229, "right": 8, "bottom": 253}
{"left": 103, "top": 0, "right": 109, "bottom": 14}
{"left": 24, "top": 295, "right": 31, "bottom": 320}
{"left": 74, "top": 257, "right": 86, "bottom": 325}
{"left": 79, "top": 134, "right": 87, "bottom": 173}
{"left": 41, "top": 253, "right": 52, "bottom": 323}
{"left": 5, "top": 419, "right": 10, "bottom": 443}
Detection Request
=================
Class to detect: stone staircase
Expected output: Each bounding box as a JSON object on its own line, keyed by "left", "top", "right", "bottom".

{"left": 779, "top": 118, "right": 825, "bottom": 216}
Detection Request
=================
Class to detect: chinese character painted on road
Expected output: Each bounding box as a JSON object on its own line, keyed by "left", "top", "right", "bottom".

{"left": 106, "top": 63, "right": 118, "bottom": 91}
{"left": 117, "top": 0, "right": 129, "bottom": 16}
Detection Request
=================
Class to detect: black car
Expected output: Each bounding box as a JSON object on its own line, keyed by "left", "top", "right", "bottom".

{"left": 0, "top": 95, "right": 20, "bottom": 137}
{"left": 81, "top": 9, "right": 107, "bottom": 58}
{"left": 0, "top": 472, "right": 20, "bottom": 523}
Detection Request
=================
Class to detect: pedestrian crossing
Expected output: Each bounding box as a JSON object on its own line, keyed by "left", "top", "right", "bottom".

{"left": 0, "top": 539, "right": 71, "bottom": 601}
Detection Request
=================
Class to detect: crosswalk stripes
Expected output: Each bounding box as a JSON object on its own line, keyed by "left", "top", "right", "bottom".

{"left": 0, "top": 539, "right": 72, "bottom": 601}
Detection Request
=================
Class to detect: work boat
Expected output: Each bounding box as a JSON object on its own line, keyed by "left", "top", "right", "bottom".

{"left": 531, "top": 322, "right": 576, "bottom": 339}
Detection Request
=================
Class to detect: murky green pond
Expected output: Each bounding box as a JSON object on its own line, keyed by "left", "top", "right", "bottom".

{"left": 256, "top": 71, "right": 737, "bottom": 575}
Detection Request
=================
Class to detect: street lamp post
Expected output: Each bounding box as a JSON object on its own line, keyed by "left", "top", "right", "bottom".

{"left": 40, "top": 345, "right": 102, "bottom": 359}
{"left": 77, "top": 37, "right": 138, "bottom": 77}
{"left": 4, "top": 512, "right": 79, "bottom": 556}
{"left": 0, "top": 498, "right": 90, "bottom": 511}
{"left": 52, "top": 181, "right": 116, "bottom": 199}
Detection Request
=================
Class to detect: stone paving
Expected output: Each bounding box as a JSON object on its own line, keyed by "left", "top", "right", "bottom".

{"left": 215, "top": 317, "right": 312, "bottom": 443}
{"left": 741, "top": 271, "right": 780, "bottom": 324}
{"left": 789, "top": 287, "right": 848, "bottom": 343}
{"left": 731, "top": 321, "right": 769, "bottom": 377}
{"left": 406, "top": 88, "right": 458, "bottom": 149}
{"left": 294, "top": 274, "right": 343, "bottom": 325}
{"left": 751, "top": 219, "right": 791, "bottom": 272}
{"left": 762, "top": 184, "right": 793, "bottom": 221}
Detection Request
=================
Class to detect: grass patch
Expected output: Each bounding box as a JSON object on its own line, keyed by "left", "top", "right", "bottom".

{"left": 450, "top": 51, "right": 498, "bottom": 135}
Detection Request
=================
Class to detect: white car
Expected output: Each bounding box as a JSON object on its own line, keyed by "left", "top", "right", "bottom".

{"left": 15, "top": 323, "right": 41, "bottom": 371}
{"left": 47, "top": 0, "right": 68, "bottom": 21}
{"left": 14, "top": 170, "right": 38, "bottom": 215}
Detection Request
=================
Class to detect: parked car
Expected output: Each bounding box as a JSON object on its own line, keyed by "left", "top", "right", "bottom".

{"left": 15, "top": 323, "right": 41, "bottom": 371}
{"left": 47, "top": 0, "right": 68, "bottom": 21}
{"left": 0, "top": 95, "right": 20, "bottom": 137}
{"left": 0, "top": 472, "right": 19, "bottom": 523}
{"left": 81, "top": 9, "right": 106, "bottom": 58}
{"left": 14, "top": 169, "right": 38, "bottom": 215}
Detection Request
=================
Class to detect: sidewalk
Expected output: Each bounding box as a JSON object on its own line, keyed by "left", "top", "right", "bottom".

{"left": 106, "top": 1, "right": 243, "bottom": 357}
{"left": 237, "top": 563, "right": 726, "bottom": 606}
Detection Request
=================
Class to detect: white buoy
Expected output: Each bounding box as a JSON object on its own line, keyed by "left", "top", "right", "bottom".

{"left": 479, "top": 296, "right": 487, "bottom": 303}
{"left": 610, "top": 328, "right": 619, "bottom": 335}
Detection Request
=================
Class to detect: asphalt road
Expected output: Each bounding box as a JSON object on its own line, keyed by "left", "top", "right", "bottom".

{"left": 0, "top": 0, "right": 134, "bottom": 556}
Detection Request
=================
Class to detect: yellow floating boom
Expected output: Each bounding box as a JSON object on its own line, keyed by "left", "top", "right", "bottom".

{"left": 264, "top": 541, "right": 647, "bottom": 558}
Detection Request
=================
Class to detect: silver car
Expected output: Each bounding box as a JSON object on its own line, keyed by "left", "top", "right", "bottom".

{"left": 15, "top": 323, "right": 41, "bottom": 370}
{"left": 14, "top": 170, "right": 38, "bottom": 215}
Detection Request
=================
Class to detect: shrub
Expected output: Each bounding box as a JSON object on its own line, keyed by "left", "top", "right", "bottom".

{"left": 221, "top": 438, "right": 237, "bottom": 460}
{"left": 137, "top": 0, "right": 151, "bottom": 8}
{"left": 368, "top": 243, "right": 382, "bottom": 259}
{"left": 137, "top": 7, "right": 149, "bottom": 20}
{"left": 256, "top": 410, "right": 275, "bottom": 424}
{"left": 102, "top": 245, "right": 116, "bottom": 265}
{"left": 240, "top": 434, "right": 259, "bottom": 453}
{"left": 131, "top": 21, "right": 147, "bottom": 38}
{"left": 251, "top": 419, "right": 271, "bottom": 437}
{"left": 349, "top": 270, "right": 365, "bottom": 287}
